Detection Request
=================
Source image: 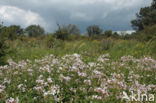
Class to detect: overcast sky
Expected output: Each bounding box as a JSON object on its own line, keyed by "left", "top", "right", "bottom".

{"left": 0, "top": 0, "right": 153, "bottom": 32}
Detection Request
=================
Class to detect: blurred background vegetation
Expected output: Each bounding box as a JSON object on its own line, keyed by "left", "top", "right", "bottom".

{"left": 0, "top": 0, "right": 156, "bottom": 65}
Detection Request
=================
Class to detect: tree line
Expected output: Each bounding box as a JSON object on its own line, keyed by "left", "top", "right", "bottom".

{"left": 0, "top": 0, "right": 155, "bottom": 39}
{"left": 0, "top": 23, "right": 124, "bottom": 40}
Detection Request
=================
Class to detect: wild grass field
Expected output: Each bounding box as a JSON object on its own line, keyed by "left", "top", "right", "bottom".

{"left": 0, "top": 37, "right": 156, "bottom": 103}
{"left": 1, "top": 0, "right": 156, "bottom": 102}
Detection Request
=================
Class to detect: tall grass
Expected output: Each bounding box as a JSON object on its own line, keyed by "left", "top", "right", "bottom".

{"left": 6, "top": 37, "right": 156, "bottom": 62}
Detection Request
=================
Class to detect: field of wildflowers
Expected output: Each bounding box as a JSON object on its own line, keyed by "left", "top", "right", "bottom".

{"left": 0, "top": 53, "right": 155, "bottom": 102}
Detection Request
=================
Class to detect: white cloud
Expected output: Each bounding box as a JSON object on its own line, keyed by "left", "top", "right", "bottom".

{"left": 0, "top": 5, "right": 49, "bottom": 30}
{"left": 43, "top": 0, "right": 152, "bottom": 21}
{"left": 0, "top": 0, "right": 153, "bottom": 31}
{"left": 70, "top": 12, "right": 93, "bottom": 21}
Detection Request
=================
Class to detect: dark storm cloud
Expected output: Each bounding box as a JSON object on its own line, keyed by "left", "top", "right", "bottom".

{"left": 0, "top": 0, "right": 153, "bottom": 32}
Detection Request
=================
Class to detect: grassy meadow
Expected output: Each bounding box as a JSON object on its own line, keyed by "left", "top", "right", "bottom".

{"left": 0, "top": 36, "right": 155, "bottom": 103}
{"left": 1, "top": 0, "right": 156, "bottom": 102}
{"left": 6, "top": 37, "right": 156, "bottom": 62}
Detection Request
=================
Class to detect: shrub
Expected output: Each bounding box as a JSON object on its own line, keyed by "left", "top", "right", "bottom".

{"left": 54, "top": 24, "right": 69, "bottom": 40}
{"left": 99, "top": 39, "right": 114, "bottom": 50}
{"left": 86, "top": 25, "right": 103, "bottom": 37}
{"left": 147, "top": 37, "right": 156, "bottom": 57}
{"left": 132, "top": 25, "right": 156, "bottom": 41}
{"left": 112, "top": 32, "right": 120, "bottom": 39}
{"left": 143, "top": 25, "right": 156, "bottom": 36}
{"left": 46, "top": 36, "right": 55, "bottom": 48}
{"left": 104, "top": 30, "right": 113, "bottom": 37}
{"left": 54, "top": 29, "right": 69, "bottom": 40}
{"left": 25, "top": 25, "right": 45, "bottom": 37}
{"left": 0, "top": 25, "right": 23, "bottom": 40}
{"left": 0, "top": 37, "right": 8, "bottom": 65}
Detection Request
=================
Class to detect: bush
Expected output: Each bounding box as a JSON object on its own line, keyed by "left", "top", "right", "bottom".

{"left": 54, "top": 27, "right": 69, "bottom": 40}
{"left": 86, "top": 25, "right": 103, "bottom": 37}
{"left": 104, "top": 30, "right": 113, "bottom": 37}
{"left": 0, "top": 37, "right": 8, "bottom": 65}
{"left": 46, "top": 36, "right": 55, "bottom": 48}
{"left": 99, "top": 39, "right": 114, "bottom": 50}
{"left": 0, "top": 25, "right": 23, "bottom": 40}
{"left": 143, "top": 25, "right": 156, "bottom": 36}
{"left": 25, "top": 25, "right": 45, "bottom": 37}
{"left": 147, "top": 37, "right": 156, "bottom": 57}
{"left": 46, "top": 34, "right": 65, "bottom": 49}
{"left": 132, "top": 25, "right": 156, "bottom": 41}
{"left": 112, "top": 32, "right": 120, "bottom": 39}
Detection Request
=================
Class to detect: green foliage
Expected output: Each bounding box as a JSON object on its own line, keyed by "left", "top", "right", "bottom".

{"left": 64, "top": 24, "right": 80, "bottom": 35}
{"left": 18, "top": 34, "right": 26, "bottom": 41}
{"left": 0, "top": 25, "right": 23, "bottom": 40}
{"left": 99, "top": 39, "right": 114, "bottom": 50}
{"left": 0, "top": 24, "right": 9, "bottom": 65}
{"left": 54, "top": 24, "right": 69, "bottom": 40}
{"left": 46, "top": 36, "right": 55, "bottom": 48}
{"left": 148, "top": 37, "right": 156, "bottom": 57}
{"left": 46, "top": 35, "right": 65, "bottom": 49}
{"left": 53, "top": 24, "right": 80, "bottom": 40}
{"left": 0, "top": 37, "right": 8, "bottom": 65}
{"left": 143, "top": 25, "right": 156, "bottom": 36}
{"left": 86, "top": 25, "right": 103, "bottom": 37}
{"left": 25, "top": 25, "right": 45, "bottom": 37}
{"left": 1, "top": 37, "right": 156, "bottom": 102}
{"left": 68, "top": 34, "right": 86, "bottom": 41}
{"left": 6, "top": 37, "right": 156, "bottom": 63}
{"left": 104, "top": 30, "right": 113, "bottom": 37}
{"left": 131, "top": 25, "right": 156, "bottom": 41}
{"left": 152, "top": 0, "right": 156, "bottom": 8}
{"left": 131, "top": 0, "right": 156, "bottom": 30}
{"left": 112, "top": 32, "right": 120, "bottom": 38}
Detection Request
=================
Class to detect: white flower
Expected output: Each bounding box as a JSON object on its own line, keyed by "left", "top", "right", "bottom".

{"left": 84, "top": 80, "right": 91, "bottom": 85}
{"left": 60, "top": 74, "right": 71, "bottom": 82}
{"left": 47, "top": 77, "right": 53, "bottom": 83}
{"left": 0, "top": 85, "right": 6, "bottom": 93}
{"left": 88, "top": 62, "right": 96, "bottom": 67}
{"left": 17, "top": 84, "right": 23, "bottom": 89}
{"left": 94, "top": 87, "right": 108, "bottom": 95}
{"left": 73, "top": 53, "right": 80, "bottom": 58}
{"left": 36, "top": 80, "right": 44, "bottom": 85}
{"left": 33, "top": 86, "right": 43, "bottom": 91}
{"left": 49, "top": 85, "right": 60, "bottom": 95}
{"left": 6, "top": 97, "right": 19, "bottom": 103}
{"left": 78, "top": 72, "right": 87, "bottom": 77}
{"left": 92, "top": 95, "right": 102, "bottom": 100}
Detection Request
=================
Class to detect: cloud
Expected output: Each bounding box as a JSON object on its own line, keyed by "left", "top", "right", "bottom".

{"left": 0, "top": 0, "right": 153, "bottom": 32}
{"left": 70, "top": 12, "right": 93, "bottom": 21}
{"left": 0, "top": 5, "right": 50, "bottom": 31}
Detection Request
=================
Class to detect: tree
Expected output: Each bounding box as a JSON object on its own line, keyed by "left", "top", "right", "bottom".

{"left": 54, "top": 24, "right": 69, "bottom": 40}
{"left": 104, "top": 30, "right": 113, "bottom": 37}
{"left": 131, "top": 0, "right": 156, "bottom": 30}
{"left": 86, "top": 25, "right": 103, "bottom": 37}
{"left": 152, "top": 0, "right": 156, "bottom": 9}
{"left": 0, "top": 25, "right": 23, "bottom": 40}
{"left": 25, "top": 25, "right": 45, "bottom": 37}
{"left": 65, "top": 24, "right": 80, "bottom": 35}
{"left": 7, "top": 25, "right": 23, "bottom": 40}
{"left": 53, "top": 24, "right": 80, "bottom": 40}
{"left": 112, "top": 32, "right": 120, "bottom": 38}
{"left": 9, "top": 25, "right": 23, "bottom": 35}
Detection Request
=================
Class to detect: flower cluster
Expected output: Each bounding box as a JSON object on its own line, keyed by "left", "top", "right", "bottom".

{"left": 0, "top": 53, "right": 155, "bottom": 102}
